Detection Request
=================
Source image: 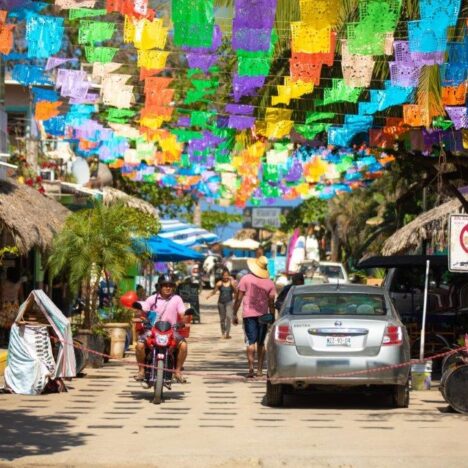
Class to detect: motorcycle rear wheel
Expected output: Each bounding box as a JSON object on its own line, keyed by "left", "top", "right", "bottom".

{"left": 153, "top": 360, "right": 164, "bottom": 404}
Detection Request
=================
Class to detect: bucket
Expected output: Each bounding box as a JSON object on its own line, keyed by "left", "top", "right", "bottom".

{"left": 411, "top": 361, "right": 432, "bottom": 391}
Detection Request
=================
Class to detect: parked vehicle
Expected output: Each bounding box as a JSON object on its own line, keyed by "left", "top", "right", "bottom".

{"left": 299, "top": 260, "right": 349, "bottom": 285}
{"left": 266, "top": 284, "right": 411, "bottom": 408}
{"left": 143, "top": 313, "right": 191, "bottom": 404}
{"left": 201, "top": 254, "right": 225, "bottom": 289}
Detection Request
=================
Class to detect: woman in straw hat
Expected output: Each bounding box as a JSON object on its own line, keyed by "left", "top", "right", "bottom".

{"left": 232, "top": 256, "right": 276, "bottom": 378}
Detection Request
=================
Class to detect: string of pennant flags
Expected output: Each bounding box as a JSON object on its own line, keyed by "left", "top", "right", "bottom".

{"left": 0, "top": 0, "right": 467, "bottom": 206}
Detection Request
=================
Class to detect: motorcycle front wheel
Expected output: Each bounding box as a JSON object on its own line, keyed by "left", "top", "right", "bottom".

{"left": 153, "top": 360, "right": 164, "bottom": 404}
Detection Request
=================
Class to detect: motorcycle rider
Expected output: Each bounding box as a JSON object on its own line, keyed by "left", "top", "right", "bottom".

{"left": 134, "top": 274, "right": 188, "bottom": 383}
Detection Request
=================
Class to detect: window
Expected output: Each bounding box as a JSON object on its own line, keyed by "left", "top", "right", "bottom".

{"left": 291, "top": 293, "right": 386, "bottom": 316}
{"left": 317, "top": 265, "right": 344, "bottom": 279}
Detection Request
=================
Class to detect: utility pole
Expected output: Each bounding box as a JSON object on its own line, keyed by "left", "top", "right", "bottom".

{"left": 0, "top": 55, "right": 7, "bottom": 154}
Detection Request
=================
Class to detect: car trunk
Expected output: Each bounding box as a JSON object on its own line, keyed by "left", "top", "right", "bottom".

{"left": 290, "top": 316, "right": 389, "bottom": 357}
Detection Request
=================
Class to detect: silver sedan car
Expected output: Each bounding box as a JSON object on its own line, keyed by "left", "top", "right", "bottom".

{"left": 266, "top": 284, "right": 410, "bottom": 407}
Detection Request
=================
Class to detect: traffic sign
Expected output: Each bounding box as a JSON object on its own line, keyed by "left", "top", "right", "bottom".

{"left": 449, "top": 214, "right": 468, "bottom": 272}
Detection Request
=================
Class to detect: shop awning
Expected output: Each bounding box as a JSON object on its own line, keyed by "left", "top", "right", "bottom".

{"left": 139, "top": 235, "right": 204, "bottom": 262}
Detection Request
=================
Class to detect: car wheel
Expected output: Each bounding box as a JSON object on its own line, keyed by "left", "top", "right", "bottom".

{"left": 392, "top": 382, "right": 410, "bottom": 408}
{"left": 266, "top": 380, "right": 284, "bottom": 407}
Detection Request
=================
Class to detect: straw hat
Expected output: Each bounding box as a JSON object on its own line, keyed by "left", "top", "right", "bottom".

{"left": 247, "top": 256, "right": 270, "bottom": 279}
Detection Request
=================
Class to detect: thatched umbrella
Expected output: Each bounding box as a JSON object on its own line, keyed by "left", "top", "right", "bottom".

{"left": 382, "top": 197, "right": 466, "bottom": 256}
{"left": 102, "top": 187, "right": 158, "bottom": 219}
{"left": 0, "top": 178, "right": 69, "bottom": 255}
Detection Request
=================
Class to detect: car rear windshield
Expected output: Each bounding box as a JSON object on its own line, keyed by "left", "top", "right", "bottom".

{"left": 291, "top": 293, "right": 386, "bottom": 316}
{"left": 317, "top": 265, "right": 344, "bottom": 279}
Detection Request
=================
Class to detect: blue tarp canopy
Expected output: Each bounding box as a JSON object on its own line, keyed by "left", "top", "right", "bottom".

{"left": 138, "top": 235, "right": 204, "bottom": 262}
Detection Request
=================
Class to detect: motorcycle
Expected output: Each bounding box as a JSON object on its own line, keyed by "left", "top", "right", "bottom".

{"left": 143, "top": 309, "right": 193, "bottom": 404}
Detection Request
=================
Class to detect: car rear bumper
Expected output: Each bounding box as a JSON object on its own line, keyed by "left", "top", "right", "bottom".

{"left": 267, "top": 344, "right": 410, "bottom": 386}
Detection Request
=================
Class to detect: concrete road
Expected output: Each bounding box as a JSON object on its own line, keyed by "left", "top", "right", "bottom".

{"left": 1, "top": 296, "right": 467, "bottom": 467}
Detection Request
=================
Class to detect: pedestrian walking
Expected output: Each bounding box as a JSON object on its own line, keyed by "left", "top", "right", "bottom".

{"left": 207, "top": 269, "right": 237, "bottom": 339}
{"left": 232, "top": 256, "right": 276, "bottom": 378}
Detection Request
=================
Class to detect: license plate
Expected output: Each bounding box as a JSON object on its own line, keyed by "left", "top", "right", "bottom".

{"left": 326, "top": 336, "right": 351, "bottom": 346}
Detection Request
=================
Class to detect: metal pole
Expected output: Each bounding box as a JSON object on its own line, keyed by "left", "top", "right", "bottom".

{"left": 420, "top": 259, "right": 430, "bottom": 360}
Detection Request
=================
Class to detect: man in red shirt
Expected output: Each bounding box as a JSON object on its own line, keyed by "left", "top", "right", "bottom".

{"left": 233, "top": 256, "right": 276, "bottom": 378}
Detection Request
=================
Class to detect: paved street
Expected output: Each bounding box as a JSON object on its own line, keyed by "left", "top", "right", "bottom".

{"left": 1, "top": 297, "right": 467, "bottom": 467}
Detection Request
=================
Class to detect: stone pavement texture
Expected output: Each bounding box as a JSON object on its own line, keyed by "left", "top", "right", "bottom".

{"left": 0, "top": 296, "right": 467, "bottom": 467}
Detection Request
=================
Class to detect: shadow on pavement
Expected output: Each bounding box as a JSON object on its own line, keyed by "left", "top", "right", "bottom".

{"left": 260, "top": 389, "right": 395, "bottom": 410}
{"left": 128, "top": 389, "right": 187, "bottom": 403}
{"left": 0, "top": 409, "right": 91, "bottom": 461}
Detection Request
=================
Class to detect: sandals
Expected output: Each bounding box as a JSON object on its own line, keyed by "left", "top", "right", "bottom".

{"left": 246, "top": 369, "right": 255, "bottom": 379}
{"left": 256, "top": 370, "right": 264, "bottom": 378}
{"left": 133, "top": 374, "right": 145, "bottom": 382}
{"left": 174, "top": 374, "right": 187, "bottom": 384}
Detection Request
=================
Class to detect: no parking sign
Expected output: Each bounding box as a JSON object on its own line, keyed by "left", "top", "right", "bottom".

{"left": 449, "top": 214, "right": 468, "bottom": 272}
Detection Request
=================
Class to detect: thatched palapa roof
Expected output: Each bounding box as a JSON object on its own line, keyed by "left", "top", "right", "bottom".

{"left": 0, "top": 178, "right": 70, "bottom": 254}
{"left": 382, "top": 197, "right": 466, "bottom": 256}
{"left": 102, "top": 187, "right": 158, "bottom": 219}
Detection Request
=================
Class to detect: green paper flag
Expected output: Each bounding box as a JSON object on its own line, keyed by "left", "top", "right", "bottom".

{"left": 106, "top": 108, "right": 136, "bottom": 123}
{"left": 85, "top": 46, "right": 118, "bottom": 63}
{"left": 190, "top": 111, "right": 215, "bottom": 128}
{"left": 79, "top": 21, "right": 115, "bottom": 44}
{"left": 305, "top": 112, "right": 335, "bottom": 124}
{"left": 69, "top": 8, "right": 106, "bottom": 20}
{"left": 172, "top": 0, "right": 214, "bottom": 48}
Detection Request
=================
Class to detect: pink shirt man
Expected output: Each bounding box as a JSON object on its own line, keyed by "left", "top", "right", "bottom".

{"left": 140, "top": 293, "right": 185, "bottom": 325}
{"left": 237, "top": 273, "right": 276, "bottom": 318}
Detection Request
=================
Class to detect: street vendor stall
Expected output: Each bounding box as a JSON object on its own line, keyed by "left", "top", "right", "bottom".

{"left": 4, "top": 290, "right": 76, "bottom": 395}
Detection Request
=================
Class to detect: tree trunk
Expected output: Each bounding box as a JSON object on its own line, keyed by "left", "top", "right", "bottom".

{"left": 193, "top": 200, "right": 202, "bottom": 226}
{"left": 327, "top": 221, "right": 341, "bottom": 262}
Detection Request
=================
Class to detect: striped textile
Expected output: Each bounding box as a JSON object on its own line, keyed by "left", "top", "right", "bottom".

{"left": 159, "top": 219, "right": 219, "bottom": 247}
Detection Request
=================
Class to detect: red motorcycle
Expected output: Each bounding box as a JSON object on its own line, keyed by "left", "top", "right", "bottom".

{"left": 144, "top": 311, "right": 192, "bottom": 404}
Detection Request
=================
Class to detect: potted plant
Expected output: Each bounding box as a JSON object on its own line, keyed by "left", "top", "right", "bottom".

{"left": 102, "top": 305, "right": 134, "bottom": 359}
{"left": 49, "top": 201, "right": 158, "bottom": 368}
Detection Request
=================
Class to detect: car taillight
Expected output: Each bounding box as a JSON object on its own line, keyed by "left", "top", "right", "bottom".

{"left": 275, "top": 323, "right": 295, "bottom": 345}
{"left": 382, "top": 325, "right": 403, "bottom": 345}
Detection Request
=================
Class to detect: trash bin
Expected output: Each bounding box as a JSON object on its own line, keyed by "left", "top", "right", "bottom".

{"left": 411, "top": 361, "right": 432, "bottom": 390}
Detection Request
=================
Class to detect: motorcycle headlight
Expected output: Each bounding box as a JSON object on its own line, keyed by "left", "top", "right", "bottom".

{"left": 155, "top": 335, "right": 169, "bottom": 346}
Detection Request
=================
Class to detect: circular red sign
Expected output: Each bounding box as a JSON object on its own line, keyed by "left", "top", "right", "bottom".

{"left": 459, "top": 224, "right": 468, "bottom": 254}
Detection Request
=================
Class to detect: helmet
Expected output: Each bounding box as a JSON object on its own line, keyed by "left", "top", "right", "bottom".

{"left": 157, "top": 273, "right": 177, "bottom": 287}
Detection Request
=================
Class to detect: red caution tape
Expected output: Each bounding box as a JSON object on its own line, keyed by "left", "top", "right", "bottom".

{"left": 54, "top": 336, "right": 468, "bottom": 383}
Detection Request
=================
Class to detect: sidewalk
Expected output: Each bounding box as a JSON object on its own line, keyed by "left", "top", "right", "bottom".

{"left": 0, "top": 295, "right": 467, "bottom": 467}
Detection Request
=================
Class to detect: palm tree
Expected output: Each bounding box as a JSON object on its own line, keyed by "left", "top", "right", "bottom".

{"left": 49, "top": 202, "right": 159, "bottom": 329}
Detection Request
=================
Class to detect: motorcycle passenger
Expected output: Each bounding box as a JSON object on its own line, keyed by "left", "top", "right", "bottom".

{"left": 134, "top": 274, "right": 188, "bottom": 383}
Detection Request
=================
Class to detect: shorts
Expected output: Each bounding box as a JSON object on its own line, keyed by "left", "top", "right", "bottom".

{"left": 243, "top": 317, "right": 268, "bottom": 346}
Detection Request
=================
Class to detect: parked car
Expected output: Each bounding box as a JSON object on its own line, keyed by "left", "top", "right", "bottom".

{"left": 299, "top": 260, "right": 349, "bottom": 285}
{"left": 266, "top": 284, "right": 411, "bottom": 407}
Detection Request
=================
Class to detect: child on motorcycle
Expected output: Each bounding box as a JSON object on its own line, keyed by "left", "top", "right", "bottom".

{"left": 133, "top": 274, "right": 188, "bottom": 383}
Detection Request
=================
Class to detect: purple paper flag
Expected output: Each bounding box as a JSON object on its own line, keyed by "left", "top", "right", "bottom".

{"left": 233, "top": 0, "right": 277, "bottom": 30}
{"left": 445, "top": 106, "right": 468, "bottom": 129}
{"left": 46, "top": 57, "right": 77, "bottom": 71}
{"left": 233, "top": 75, "right": 265, "bottom": 101}
{"left": 232, "top": 27, "right": 272, "bottom": 51}
{"left": 225, "top": 103, "right": 254, "bottom": 115}
{"left": 228, "top": 115, "right": 255, "bottom": 130}
{"left": 186, "top": 53, "right": 219, "bottom": 71}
